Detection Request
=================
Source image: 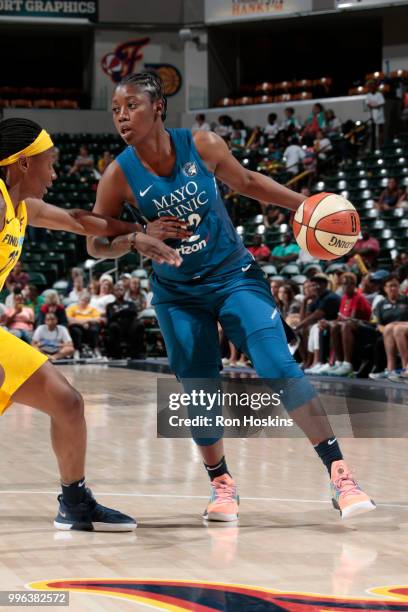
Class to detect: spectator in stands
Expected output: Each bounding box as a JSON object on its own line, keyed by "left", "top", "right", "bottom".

{"left": 283, "top": 137, "right": 305, "bottom": 176}
{"left": 397, "top": 186, "right": 408, "bottom": 209}
{"left": 369, "top": 275, "right": 408, "bottom": 380}
{"left": 90, "top": 274, "right": 115, "bottom": 315}
{"left": 314, "top": 130, "right": 333, "bottom": 161}
{"left": 296, "top": 273, "right": 341, "bottom": 374}
{"left": 302, "top": 103, "right": 326, "bottom": 143}
{"left": 97, "top": 150, "right": 113, "bottom": 175}
{"left": 270, "top": 232, "right": 300, "bottom": 267}
{"left": 375, "top": 177, "right": 402, "bottom": 211}
{"left": 360, "top": 272, "right": 386, "bottom": 309}
{"left": 247, "top": 234, "right": 271, "bottom": 262}
{"left": 263, "top": 204, "right": 286, "bottom": 227}
{"left": 348, "top": 228, "right": 380, "bottom": 270}
{"left": 69, "top": 144, "right": 94, "bottom": 176}
{"left": 66, "top": 291, "right": 102, "bottom": 359}
{"left": 281, "top": 107, "right": 300, "bottom": 133}
{"left": 264, "top": 113, "right": 280, "bottom": 141}
{"left": 106, "top": 282, "right": 145, "bottom": 359}
{"left": 214, "top": 115, "right": 233, "bottom": 140}
{"left": 6, "top": 261, "right": 29, "bottom": 293}
{"left": 24, "top": 284, "right": 42, "bottom": 318}
{"left": 231, "top": 119, "right": 247, "bottom": 147}
{"left": 366, "top": 81, "right": 385, "bottom": 148}
{"left": 66, "top": 267, "right": 84, "bottom": 295}
{"left": 68, "top": 274, "right": 85, "bottom": 304}
{"left": 324, "top": 109, "right": 342, "bottom": 137}
{"left": 270, "top": 278, "right": 283, "bottom": 303}
{"left": 278, "top": 283, "right": 301, "bottom": 325}
{"left": 38, "top": 290, "right": 68, "bottom": 327}
{"left": 320, "top": 272, "right": 372, "bottom": 376}
{"left": 3, "top": 292, "right": 35, "bottom": 344}
{"left": 32, "top": 312, "right": 74, "bottom": 362}
{"left": 191, "top": 113, "right": 210, "bottom": 134}
{"left": 119, "top": 272, "right": 132, "bottom": 294}
{"left": 125, "top": 277, "right": 147, "bottom": 313}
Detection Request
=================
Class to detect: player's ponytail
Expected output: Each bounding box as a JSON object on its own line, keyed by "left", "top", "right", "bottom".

{"left": 118, "top": 71, "right": 168, "bottom": 121}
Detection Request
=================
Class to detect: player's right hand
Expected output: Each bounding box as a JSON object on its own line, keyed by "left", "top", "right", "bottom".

{"left": 146, "top": 216, "right": 192, "bottom": 241}
{"left": 134, "top": 233, "right": 183, "bottom": 267}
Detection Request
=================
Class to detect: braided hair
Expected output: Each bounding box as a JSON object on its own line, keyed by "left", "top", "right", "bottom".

{"left": 118, "top": 71, "right": 167, "bottom": 121}
{"left": 0, "top": 118, "right": 42, "bottom": 162}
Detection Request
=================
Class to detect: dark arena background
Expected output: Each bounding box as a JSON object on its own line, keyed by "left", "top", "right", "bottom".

{"left": 1, "top": 0, "right": 408, "bottom": 610}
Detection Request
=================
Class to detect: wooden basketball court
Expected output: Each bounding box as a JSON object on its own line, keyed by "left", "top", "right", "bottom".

{"left": 0, "top": 365, "right": 407, "bottom": 611}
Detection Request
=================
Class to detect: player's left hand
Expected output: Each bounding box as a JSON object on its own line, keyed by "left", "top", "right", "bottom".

{"left": 133, "top": 233, "right": 183, "bottom": 267}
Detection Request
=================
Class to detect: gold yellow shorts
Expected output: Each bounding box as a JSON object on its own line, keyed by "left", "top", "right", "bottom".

{"left": 0, "top": 327, "right": 48, "bottom": 414}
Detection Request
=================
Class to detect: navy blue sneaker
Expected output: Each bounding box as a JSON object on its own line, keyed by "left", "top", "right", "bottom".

{"left": 54, "top": 489, "right": 136, "bottom": 532}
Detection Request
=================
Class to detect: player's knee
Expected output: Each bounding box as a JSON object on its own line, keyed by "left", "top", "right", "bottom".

{"left": 61, "top": 386, "right": 84, "bottom": 424}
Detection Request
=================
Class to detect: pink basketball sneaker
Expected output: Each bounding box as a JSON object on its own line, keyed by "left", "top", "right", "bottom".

{"left": 203, "top": 474, "right": 239, "bottom": 522}
{"left": 330, "top": 460, "right": 376, "bottom": 519}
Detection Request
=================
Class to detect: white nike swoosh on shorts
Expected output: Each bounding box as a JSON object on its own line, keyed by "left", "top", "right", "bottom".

{"left": 139, "top": 185, "right": 153, "bottom": 197}
{"left": 242, "top": 264, "right": 251, "bottom": 272}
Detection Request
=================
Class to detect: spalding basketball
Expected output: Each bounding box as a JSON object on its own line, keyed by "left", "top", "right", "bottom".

{"left": 293, "top": 193, "right": 360, "bottom": 260}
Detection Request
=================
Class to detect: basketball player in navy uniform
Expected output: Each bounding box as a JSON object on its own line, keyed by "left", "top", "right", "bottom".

{"left": 87, "top": 72, "right": 375, "bottom": 522}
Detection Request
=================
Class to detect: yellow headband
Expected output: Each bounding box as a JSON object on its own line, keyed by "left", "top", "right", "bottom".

{"left": 0, "top": 129, "right": 54, "bottom": 167}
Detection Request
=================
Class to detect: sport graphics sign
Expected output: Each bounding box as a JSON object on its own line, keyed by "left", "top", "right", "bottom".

{"left": 205, "top": 0, "right": 312, "bottom": 23}
{"left": 0, "top": 0, "right": 97, "bottom": 21}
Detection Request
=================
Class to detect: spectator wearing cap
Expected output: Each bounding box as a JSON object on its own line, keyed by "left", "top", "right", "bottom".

{"left": 270, "top": 232, "right": 300, "bottom": 267}
{"left": 369, "top": 275, "right": 408, "bottom": 381}
{"left": 32, "top": 312, "right": 74, "bottom": 362}
{"left": 248, "top": 235, "right": 271, "bottom": 263}
{"left": 319, "top": 272, "right": 372, "bottom": 376}
{"left": 348, "top": 229, "right": 380, "bottom": 270}
{"left": 295, "top": 274, "right": 341, "bottom": 374}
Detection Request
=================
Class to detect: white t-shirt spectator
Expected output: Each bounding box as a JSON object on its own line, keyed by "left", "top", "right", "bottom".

{"left": 192, "top": 121, "right": 210, "bottom": 133}
{"left": 90, "top": 294, "right": 115, "bottom": 315}
{"left": 32, "top": 324, "right": 72, "bottom": 354}
{"left": 264, "top": 123, "right": 279, "bottom": 139}
{"left": 315, "top": 137, "right": 332, "bottom": 160}
{"left": 284, "top": 144, "right": 306, "bottom": 175}
{"left": 366, "top": 92, "right": 385, "bottom": 125}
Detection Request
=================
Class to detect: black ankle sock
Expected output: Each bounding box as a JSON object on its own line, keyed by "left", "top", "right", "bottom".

{"left": 61, "top": 477, "right": 87, "bottom": 506}
{"left": 314, "top": 438, "right": 343, "bottom": 475}
{"left": 204, "top": 456, "right": 230, "bottom": 481}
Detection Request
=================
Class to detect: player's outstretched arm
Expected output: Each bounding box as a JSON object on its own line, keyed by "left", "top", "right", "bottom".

{"left": 26, "top": 197, "right": 142, "bottom": 237}
{"left": 194, "top": 131, "right": 305, "bottom": 212}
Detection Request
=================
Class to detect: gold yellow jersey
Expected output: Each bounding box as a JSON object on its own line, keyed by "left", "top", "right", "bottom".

{"left": 0, "top": 178, "right": 27, "bottom": 291}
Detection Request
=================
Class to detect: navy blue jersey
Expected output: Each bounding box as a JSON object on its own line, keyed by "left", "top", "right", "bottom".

{"left": 116, "top": 128, "right": 250, "bottom": 282}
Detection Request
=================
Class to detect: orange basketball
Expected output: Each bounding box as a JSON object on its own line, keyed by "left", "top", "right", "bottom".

{"left": 293, "top": 193, "right": 360, "bottom": 260}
